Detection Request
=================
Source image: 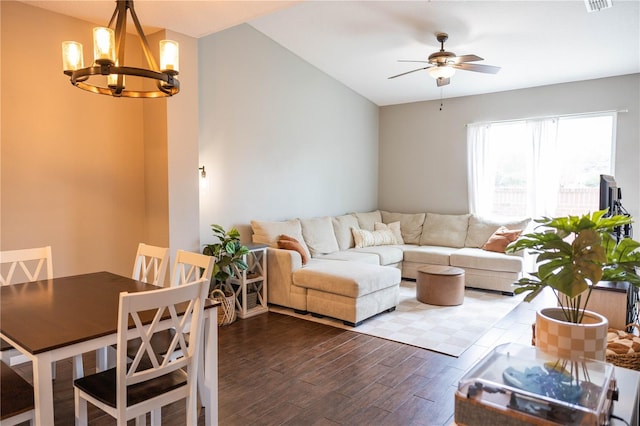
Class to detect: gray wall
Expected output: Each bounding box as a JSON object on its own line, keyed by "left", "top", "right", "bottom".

{"left": 198, "top": 24, "right": 379, "bottom": 244}
{"left": 379, "top": 74, "right": 640, "bottom": 218}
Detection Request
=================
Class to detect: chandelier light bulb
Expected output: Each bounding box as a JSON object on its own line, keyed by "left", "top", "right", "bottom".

{"left": 93, "top": 27, "right": 115, "bottom": 64}
{"left": 62, "top": 41, "right": 84, "bottom": 72}
{"left": 159, "top": 40, "right": 179, "bottom": 72}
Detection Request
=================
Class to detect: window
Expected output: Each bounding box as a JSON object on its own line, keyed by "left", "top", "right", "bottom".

{"left": 468, "top": 112, "right": 615, "bottom": 218}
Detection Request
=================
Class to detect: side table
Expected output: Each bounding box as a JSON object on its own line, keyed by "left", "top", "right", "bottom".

{"left": 416, "top": 265, "right": 465, "bottom": 306}
{"left": 226, "top": 244, "right": 269, "bottom": 319}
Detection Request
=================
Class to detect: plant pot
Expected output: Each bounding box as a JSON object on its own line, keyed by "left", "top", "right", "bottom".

{"left": 535, "top": 307, "right": 608, "bottom": 361}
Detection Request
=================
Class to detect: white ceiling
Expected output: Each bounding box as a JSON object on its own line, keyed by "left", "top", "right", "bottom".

{"left": 24, "top": 0, "right": 640, "bottom": 106}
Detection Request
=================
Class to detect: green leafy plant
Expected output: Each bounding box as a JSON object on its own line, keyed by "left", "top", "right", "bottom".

{"left": 203, "top": 224, "right": 249, "bottom": 294}
{"left": 506, "top": 210, "right": 640, "bottom": 323}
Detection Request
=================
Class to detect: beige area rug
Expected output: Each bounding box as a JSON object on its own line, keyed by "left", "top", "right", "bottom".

{"left": 269, "top": 280, "right": 524, "bottom": 357}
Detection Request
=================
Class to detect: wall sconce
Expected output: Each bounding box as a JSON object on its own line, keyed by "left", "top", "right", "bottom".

{"left": 199, "top": 166, "right": 209, "bottom": 190}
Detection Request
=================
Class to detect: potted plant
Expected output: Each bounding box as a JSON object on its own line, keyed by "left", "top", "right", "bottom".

{"left": 506, "top": 209, "right": 640, "bottom": 360}
{"left": 203, "top": 224, "right": 249, "bottom": 325}
{"left": 203, "top": 224, "right": 250, "bottom": 292}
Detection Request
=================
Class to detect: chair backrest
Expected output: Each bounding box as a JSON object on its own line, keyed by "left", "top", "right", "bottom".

{"left": 132, "top": 243, "right": 170, "bottom": 287}
{"left": 115, "top": 278, "right": 208, "bottom": 414}
{"left": 0, "top": 246, "right": 53, "bottom": 286}
{"left": 171, "top": 250, "right": 214, "bottom": 288}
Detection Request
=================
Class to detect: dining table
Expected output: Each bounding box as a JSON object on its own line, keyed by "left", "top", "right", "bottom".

{"left": 0, "top": 271, "right": 218, "bottom": 426}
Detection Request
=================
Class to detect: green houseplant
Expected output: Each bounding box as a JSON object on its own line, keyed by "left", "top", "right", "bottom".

{"left": 506, "top": 209, "right": 640, "bottom": 324}
{"left": 202, "top": 224, "right": 249, "bottom": 294}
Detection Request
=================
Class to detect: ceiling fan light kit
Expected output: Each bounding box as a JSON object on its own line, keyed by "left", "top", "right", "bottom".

{"left": 389, "top": 32, "right": 500, "bottom": 87}
{"left": 62, "top": 0, "right": 180, "bottom": 98}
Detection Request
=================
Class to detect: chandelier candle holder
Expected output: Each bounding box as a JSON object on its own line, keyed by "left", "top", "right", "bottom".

{"left": 62, "top": 0, "right": 180, "bottom": 98}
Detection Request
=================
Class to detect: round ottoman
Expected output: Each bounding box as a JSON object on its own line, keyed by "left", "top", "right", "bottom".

{"left": 416, "top": 265, "right": 465, "bottom": 306}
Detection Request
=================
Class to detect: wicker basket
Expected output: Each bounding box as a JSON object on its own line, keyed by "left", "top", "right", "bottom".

{"left": 210, "top": 289, "right": 236, "bottom": 326}
{"left": 606, "top": 323, "right": 640, "bottom": 371}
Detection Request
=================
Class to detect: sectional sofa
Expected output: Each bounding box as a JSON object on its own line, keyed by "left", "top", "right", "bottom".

{"left": 251, "top": 210, "right": 529, "bottom": 326}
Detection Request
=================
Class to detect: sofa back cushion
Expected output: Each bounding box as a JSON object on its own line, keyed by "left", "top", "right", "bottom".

{"left": 380, "top": 211, "right": 425, "bottom": 244}
{"left": 300, "top": 216, "right": 340, "bottom": 257}
{"left": 332, "top": 214, "right": 360, "bottom": 251}
{"left": 352, "top": 210, "right": 382, "bottom": 231}
{"left": 251, "top": 219, "right": 311, "bottom": 259}
{"left": 420, "top": 213, "right": 470, "bottom": 248}
{"left": 465, "top": 215, "right": 531, "bottom": 248}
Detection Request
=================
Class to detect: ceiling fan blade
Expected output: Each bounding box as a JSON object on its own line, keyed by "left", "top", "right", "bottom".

{"left": 436, "top": 77, "right": 450, "bottom": 87}
{"left": 388, "top": 66, "right": 431, "bottom": 79}
{"left": 451, "top": 63, "right": 501, "bottom": 74}
{"left": 450, "top": 54, "right": 483, "bottom": 64}
{"left": 398, "top": 60, "right": 430, "bottom": 63}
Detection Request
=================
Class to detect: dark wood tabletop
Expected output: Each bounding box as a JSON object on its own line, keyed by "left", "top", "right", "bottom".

{"left": 0, "top": 271, "right": 162, "bottom": 354}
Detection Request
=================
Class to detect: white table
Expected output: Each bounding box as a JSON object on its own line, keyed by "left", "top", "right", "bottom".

{"left": 0, "top": 272, "right": 218, "bottom": 425}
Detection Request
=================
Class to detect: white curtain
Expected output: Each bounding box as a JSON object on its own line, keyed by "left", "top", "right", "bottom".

{"left": 467, "top": 123, "right": 495, "bottom": 215}
{"left": 526, "top": 118, "right": 559, "bottom": 217}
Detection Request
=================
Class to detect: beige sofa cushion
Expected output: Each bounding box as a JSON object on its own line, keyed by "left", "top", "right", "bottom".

{"left": 316, "top": 251, "right": 380, "bottom": 265}
{"left": 251, "top": 219, "right": 311, "bottom": 259}
{"left": 353, "top": 210, "right": 382, "bottom": 231}
{"left": 403, "top": 246, "right": 458, "bottom": 265}
{"left": 450, "top": 247, "right": 523, "bottom": 273}
{"left": 465, "top": 215, "right": 531, "bottom": 248}
{"left": 349, "top": 246, "right": 404, "bottom": 266}
{"left": 293, "top": 260, "right": 400, "bottom": 298}
{"left": 332, "top": 214, "right": 360, "bottom": 251}
{"left": 374, "top": 221, "right": 404, "bottom": 244}
{"left": 300, "top": 216, "right": 340, "bottom": 257}
{"left": 420, "top": 213, "right": 470, "bottom": 247}
{"left": 380, "top": 211, "right": 426, "bottom": 245}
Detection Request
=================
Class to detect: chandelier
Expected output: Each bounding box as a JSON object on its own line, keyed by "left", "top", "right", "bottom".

{"left": 62, "top": 0, "right": 179, "bottom": 98}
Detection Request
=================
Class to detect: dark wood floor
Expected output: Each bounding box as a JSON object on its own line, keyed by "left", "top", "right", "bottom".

{"left": 12, "top": 310, "right": 509, "bottom": 425}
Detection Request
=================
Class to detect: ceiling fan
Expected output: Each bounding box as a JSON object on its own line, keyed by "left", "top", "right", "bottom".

{"left": 388, "top": 33, "right": 501, "bottom": 87}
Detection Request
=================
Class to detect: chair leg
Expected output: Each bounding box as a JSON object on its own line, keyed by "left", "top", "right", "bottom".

{"left": 72, "top": 355, "right": 84, "bottom": 379}
{"left": 74, "top": 391, "right": 88, "bottom": 426}
{"left": 134, "top": 414, "right": 147, "bottom": 426}
{"left": 150, "top": 408, "right": 161, "bottom": 426}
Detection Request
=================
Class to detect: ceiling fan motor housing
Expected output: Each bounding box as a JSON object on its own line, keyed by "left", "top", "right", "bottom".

{"left": 428, "top": 51, "right": 455, "bottom": 65}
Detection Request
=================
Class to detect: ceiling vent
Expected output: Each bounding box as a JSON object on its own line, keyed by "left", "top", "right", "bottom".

{"left": 584, "top": 0, "right": 613, "bottom": 12}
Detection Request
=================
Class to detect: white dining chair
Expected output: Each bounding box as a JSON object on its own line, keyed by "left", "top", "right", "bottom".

{"left": 93, "top": 243, "right": 172, "bottom": 375}
{"left": 126, "top": 250, "right": 214, "bottom": 361}
{"left": 172, "top": 249, "right": 214, "bottom": 288}
{"left": 0, "top": 246, "right": 52, "bottom": 287}
{"left": 0, "top": 246, "right": 75, "bottom": 379}
{"left": 132, "top": 243, "right": 170, "bottom": 287}
{"left": 73, "top": 278, "right": 209, "bottom": 426}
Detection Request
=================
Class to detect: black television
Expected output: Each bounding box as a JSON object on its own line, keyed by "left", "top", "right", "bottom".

{"left": 599, "top": 174, "right": 618, "bottom": 216}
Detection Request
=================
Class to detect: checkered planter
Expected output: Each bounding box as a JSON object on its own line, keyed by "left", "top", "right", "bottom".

{"left": 535, "top": 307, "right": 608, "bottom": 361}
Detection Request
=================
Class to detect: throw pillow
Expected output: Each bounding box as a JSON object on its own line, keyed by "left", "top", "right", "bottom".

{"left": 352, "top": 228, "right": 397, "bottom": 248}
{"left": 482, "top": 226, "right": 522, "bottom": 253}
{"left": 277, "top": 235, "right": 309, "bottom": 265}
{"left": 380, "top": 211, "right": 426, "bottom": 245}
{"left": 374, "top": 221, "right": 404, "bottom": 244}
{"left": 420, "top": 213, "right": 471, "bottom": 247}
